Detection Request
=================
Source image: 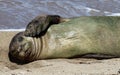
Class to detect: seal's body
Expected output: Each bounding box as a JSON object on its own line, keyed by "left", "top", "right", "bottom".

{"left": 24, "top": 15, "right": 69, "bottom": 37}
{"left": 9, "top": 16, "right": 120, "bottom": 63}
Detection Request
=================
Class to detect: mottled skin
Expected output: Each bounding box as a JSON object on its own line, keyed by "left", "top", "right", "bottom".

{"left": 24, "top": 15, "right": 68, "bottom": 37}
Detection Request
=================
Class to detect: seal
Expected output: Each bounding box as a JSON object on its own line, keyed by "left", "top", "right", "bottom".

{"left": 24, "top": 15, "right": 69, "bottom": 37}
{"left": 9, "top": 16, "right": 120, "bottom": 64}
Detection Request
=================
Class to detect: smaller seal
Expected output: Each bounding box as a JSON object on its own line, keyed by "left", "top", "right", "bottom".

{"left": 24, "top": 15, "right": 69, "bottom": 37}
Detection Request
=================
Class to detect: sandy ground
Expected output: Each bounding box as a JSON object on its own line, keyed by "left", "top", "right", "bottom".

{"left": 0, "top": 31, "right": 120, "bottom": 75}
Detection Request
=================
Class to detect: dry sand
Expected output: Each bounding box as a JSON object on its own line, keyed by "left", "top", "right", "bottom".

{"left": 0, "top": 31, "right": 120, "bottom": 75}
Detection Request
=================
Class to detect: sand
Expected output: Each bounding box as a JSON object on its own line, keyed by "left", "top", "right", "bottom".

{"left": 0, "top": 31, "right": 120, "bottom": 75}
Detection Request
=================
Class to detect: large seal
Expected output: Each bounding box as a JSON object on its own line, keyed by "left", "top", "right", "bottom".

{"left": 9, "top": 16, "right": 120, "bottom": 64}
{"left": 24, "top": 15, "right": 69, "bottom": 37}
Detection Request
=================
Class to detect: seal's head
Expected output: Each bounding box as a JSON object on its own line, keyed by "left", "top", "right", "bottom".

{"left": 9, "top": 32, "right": 33, "bottom": 64}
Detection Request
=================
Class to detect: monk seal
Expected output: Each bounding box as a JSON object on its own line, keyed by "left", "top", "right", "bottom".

{"left": 9, "top": 16, "right": 120, "bottom": 64}
{"left": 24, "top": 15, "right": 69, "bottom": 37}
